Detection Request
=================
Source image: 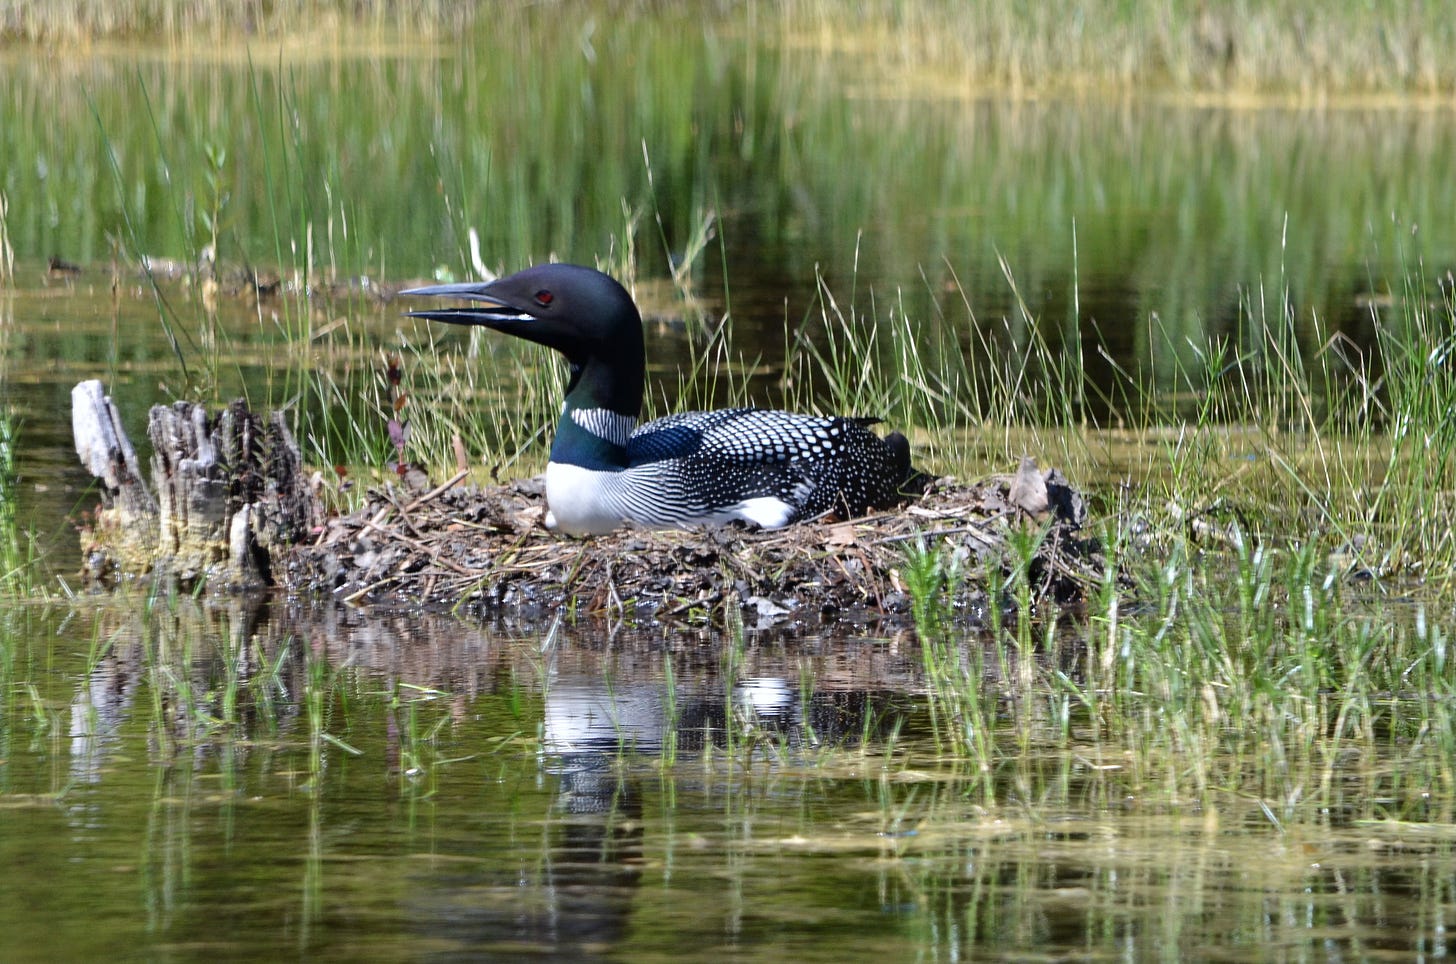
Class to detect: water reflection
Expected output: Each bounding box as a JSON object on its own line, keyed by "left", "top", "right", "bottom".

{"left": 544, "top": 677, "right": 672, "bottom": 758}
{"left": 3, "top": 600, "right": 1455, "bottom": 959}
{"left": 68, "top": 633, "right": 137, "bottom": 787}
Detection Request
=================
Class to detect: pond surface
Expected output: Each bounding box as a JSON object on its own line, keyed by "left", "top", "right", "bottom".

{"left": 3, "top": 600, "right": 1454, "bottom": 961}
{"left": 2, "top": 7, "right": 1456, "bottom": 960}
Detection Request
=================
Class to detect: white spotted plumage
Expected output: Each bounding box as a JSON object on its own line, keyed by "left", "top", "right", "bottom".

{"left": 544, "top": 407, "right": 907, "bottom": 536}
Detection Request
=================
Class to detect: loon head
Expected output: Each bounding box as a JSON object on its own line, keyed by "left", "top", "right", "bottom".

{"left": 402, "top": 264, "right": 645, "bottom": 418}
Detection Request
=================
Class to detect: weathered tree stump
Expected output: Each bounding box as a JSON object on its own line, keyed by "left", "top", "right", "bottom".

{"left": 72, "top": 380, "right": 159, "bottom": 577}
{"left": 73, "top": 379, "right": 320, "bottom": 589}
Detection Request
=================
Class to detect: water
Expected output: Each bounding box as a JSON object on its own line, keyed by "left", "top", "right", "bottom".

{"left": 3, "top": 9, "right": 1456, "bottom": 959}
{"left": 3, "top": 601, "right": 1454, "bottom": 960}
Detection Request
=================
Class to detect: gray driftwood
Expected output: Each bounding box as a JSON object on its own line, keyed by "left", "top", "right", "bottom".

{"left": 72, "top": 379, "right": 320, "bottom": 589}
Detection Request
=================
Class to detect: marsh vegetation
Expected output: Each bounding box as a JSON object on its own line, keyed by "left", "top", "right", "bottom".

{"left": 2, "top": 1, "right": 1456, "bottom": 958}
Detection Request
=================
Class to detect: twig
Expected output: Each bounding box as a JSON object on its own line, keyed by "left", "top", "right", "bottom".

{"left": 401, "top": 468, "right": 469, "bottom": 514}
{"left": 871, "top": 516, "right": 1007, "bottom": 547}
{"left": 343, "top": 573, "right": 402, "bottom": 604}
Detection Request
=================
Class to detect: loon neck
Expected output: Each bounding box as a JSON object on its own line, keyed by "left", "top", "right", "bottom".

{"left": 549, "top": 354, "right": 643, "bottom": 471}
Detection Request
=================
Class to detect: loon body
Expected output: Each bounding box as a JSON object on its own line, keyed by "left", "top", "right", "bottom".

{"left": 404, "top": 264, "right": 917, "bottom": 536}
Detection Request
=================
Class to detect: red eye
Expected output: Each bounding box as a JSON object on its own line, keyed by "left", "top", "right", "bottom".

{"left": 534, "top": 289, "right": 553, "bottom": 306}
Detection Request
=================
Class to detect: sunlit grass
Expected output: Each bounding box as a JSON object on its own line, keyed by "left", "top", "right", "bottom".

{"left": 7, "top": 2, "right": 1451, "bottom": 97}
{"left": 868, "top": 242, "right": 1456, "bottom": 818}
{"left": 0, "top": 0, "right": 460, "bottom": 44}
{"left": 896, "top": 515, "right": 1456, "bottom": 822}
{"left": 779, "top": 0, "right": 1455, "bottom": 98}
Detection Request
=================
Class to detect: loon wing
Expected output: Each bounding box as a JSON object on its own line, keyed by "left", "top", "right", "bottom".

{"left": 626, "top": 408, "right": 907, "bottom": 522}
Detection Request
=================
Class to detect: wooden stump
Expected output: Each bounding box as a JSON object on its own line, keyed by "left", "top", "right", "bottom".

{"left": 72, "top": 380, "right": 159, "bottom": 577}
{"left": 73, "top": 380, "right": 321, "bottom": 589}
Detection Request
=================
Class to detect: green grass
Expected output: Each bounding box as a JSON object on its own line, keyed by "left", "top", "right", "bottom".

{"left": 0, "top": 409, "right": 40, "bottom": 596}
{"left": 870, "top": 241, "right": 1456, "bottom": 818}
{"left": 897, "top": 509, "right": 1456, "bottom": 821}
{"left": 0, "top": 191, "right": 13, "bottom": 285}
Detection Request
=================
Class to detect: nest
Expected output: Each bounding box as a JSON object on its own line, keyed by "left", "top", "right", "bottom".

{"left": 71, "top": 379, "right": 1104, "bottom": 628}
{"left": 284, "top": 461, "right": 1102, "bottom": 629}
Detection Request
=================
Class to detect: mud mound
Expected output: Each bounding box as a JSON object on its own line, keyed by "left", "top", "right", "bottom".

{"left": 286, "top": 465, "right": 1100, "bottom": 627}
{"left": 72, "top": 380, "right": 1102, "bottom": 627}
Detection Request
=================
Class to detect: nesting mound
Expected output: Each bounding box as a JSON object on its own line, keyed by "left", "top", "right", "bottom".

{"left": 71, "top": 380, "right": 1102, "bottom": 627}
{"left": 285, "top": 465, "right": 1100, "bottom": 627}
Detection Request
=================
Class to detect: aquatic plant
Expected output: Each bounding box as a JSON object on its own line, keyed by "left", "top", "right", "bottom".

{"left": 1355, "top": 264, "right": 1456, "bottom": 572}
{"left": 902, "top": 502, "right": 1456, "bottom": 819}
{"left": 0, "top": 410, "right": 37, "bottom": 595}
{"left": 895, "top": 245, "right": 1456, "bottom": 808}
{"left": 0, "top": 191, "right": 13, "bottom": 285}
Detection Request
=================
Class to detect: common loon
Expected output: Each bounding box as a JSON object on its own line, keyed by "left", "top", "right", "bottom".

{"left": 403, "top": 264, "right": 918, "bottom": 536}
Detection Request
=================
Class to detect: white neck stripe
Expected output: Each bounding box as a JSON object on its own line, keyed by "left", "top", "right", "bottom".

{"left": 569, "top": 407, "right": 636, "bottom": 447}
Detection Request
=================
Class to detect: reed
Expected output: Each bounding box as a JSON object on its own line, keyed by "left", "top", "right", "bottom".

{"left": 8, "top": 2, "right": 1451, "bottom": 96}
{"left": 779, "top": 0, "right": 1454, "bottom": 96}
{"left": 0, "top": 191, "right": 13, "bottom": 285}
{"left": 386, "top": 681, "right": 455, "bottom": 797}
{"left": 0, "top": 411, "right": 27, "bottom": 593}
{"left": 0, "top": 400, "right": 50, "bottom": 599}
{"left": 1354, "top": 265, "right": 1456, "bottom": 571}
{"left": 883, "top": 240, "right": 1456, "bottom": 819}
{"left": 903, "top": 516, "right": 1456, "bottom": 820}
{"left": 0, "top": 0, "right": 461, "bottom": 44}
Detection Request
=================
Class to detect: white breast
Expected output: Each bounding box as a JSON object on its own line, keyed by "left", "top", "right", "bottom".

{"left": 544, "top": 461, "right": 802, "bottom": 535}
{"left": 544, "top": 462, "right": 631, "bottom": 536}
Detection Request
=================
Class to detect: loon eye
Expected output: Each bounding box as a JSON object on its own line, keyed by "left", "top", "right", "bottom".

{"left": 534, "top": 289, "right": 554, "bottom": 306}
